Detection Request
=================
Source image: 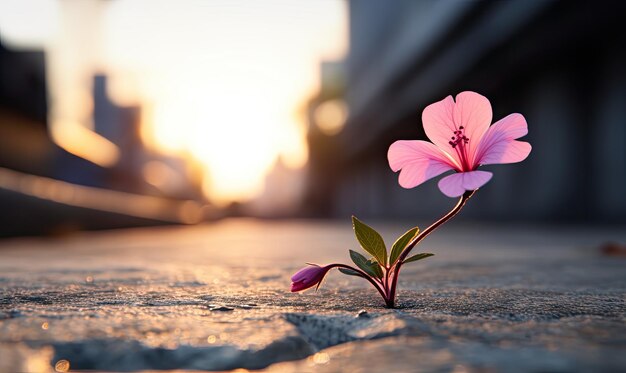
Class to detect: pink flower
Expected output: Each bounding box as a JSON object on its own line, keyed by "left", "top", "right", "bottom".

{"left": 388, "top": 91, "right": 531, "bottom": 197}
{"left": 290, "top": 264, "right": 332, "bottom": 292}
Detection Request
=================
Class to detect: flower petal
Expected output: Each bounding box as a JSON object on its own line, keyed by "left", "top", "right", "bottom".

{"left": 388, "top": 140, "right": 456, "bottom": 189}
{"left": 422, "top": 95, "right": 457, "bottom": 156}
{"left": 291, "top": 280, "right": 315, "bottom": 292}
{"left": 479, "top": 140, "right": 532, "bottom": 165}
{"left": 291, "top": 265, "right": 319, "bottom": 282}
{"left": 437, "top": 170, "right": 493, "bottom": 198}
{"left": 475, "top": 113, "right": 531, "bottom": 165}
{"left": 423, "top": 92, "right": 492, "bottom": 167}
{"left": 453, "top": 91, "right": 492, "bottom": 165}
{"left": 290, "top": 265, "right": 333, "bottom": 292}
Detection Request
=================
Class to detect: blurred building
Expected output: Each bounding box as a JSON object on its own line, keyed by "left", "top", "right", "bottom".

{"left": 306, "top": 0, "right": 626, "bottom": 223}
{"left": 0, "top": 40, "right": 105, "bottom": 181}
{"left": 0, "top": 40, "right": 52, "bottom": 175}
{"left": 248, "top": 156, "right": 307, "bottom": 217}
{"left": 0, "top": 41, "right": 206, "bottom": 236}
{"left": 92, "top": 74, "right": 143, "bottom": 192}
{"left": 304, "top": 61, "right": 346, "bottom": 216}
{"left": 92, "top": 74, "right": 205, "bottom": 201}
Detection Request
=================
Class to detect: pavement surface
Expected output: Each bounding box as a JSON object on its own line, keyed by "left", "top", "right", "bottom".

{"left": 1, "top": 219, "right": 625, "bottom": 372}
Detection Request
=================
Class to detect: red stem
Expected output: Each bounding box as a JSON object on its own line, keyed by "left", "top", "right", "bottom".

{"left": 386, "top": 190, "right": 476, "bottom": 308}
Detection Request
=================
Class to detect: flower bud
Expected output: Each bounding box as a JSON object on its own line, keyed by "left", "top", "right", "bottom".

{"left": 290, "top": 264, "right": 332, "bottom": 292}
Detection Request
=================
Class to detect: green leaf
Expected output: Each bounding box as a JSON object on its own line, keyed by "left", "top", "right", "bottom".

{"left": 366, "top": 259, "right": 384, "bottom": 278}
{"left": 338, "top": 268, "right": 361, "bottom": 277}
{"left": 352, "top": 216, "right": 387, "bottom": 266}
{"left": 403, "top": 253, "right": 434, "bottom": 264}
{"left": 389, "top": 227, "right": 419, "bottom": 265}
{"left": 349, "top": 250, "right": 383, "bottom": 278}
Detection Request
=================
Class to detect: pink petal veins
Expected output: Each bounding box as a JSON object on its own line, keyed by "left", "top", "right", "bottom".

{"left": 475, "top": 113, "right": 531, "bottom": 165}
{"left": 422, "top": 95, "right": 461, "bottom": 164}
{"left": 389, "top": 92, "right": 531, "bottom": 196}
{"left": 388, "top": 140, "right": 456, "bottom": 189}
{"left": 479, "top": 140, "right": 532, "bottom": 165}
{"left": 453, "top": 91, "right": 493, "bottom": 166}
{"left": 437, "top": 170, "right": 493, "bottom": 198}
{"left": 423, "top": 92, "right": 492, "bottom": 170}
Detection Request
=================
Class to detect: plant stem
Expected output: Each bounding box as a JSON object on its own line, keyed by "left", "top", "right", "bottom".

{"left": 386, "top": 190, "right": 476, "bottom": 308}
{"left": 330, "top": 264, "right": 389, "bottom": 303}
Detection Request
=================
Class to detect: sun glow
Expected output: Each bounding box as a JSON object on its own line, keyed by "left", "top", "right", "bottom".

{"left": 104, "top": 0, "right": 346, "bottom": 206}
{"left": 144, "top": 68, "right": 310, "bottom": 205}
{"left": 102, "top": 0, "right": 348, "bottom": 205}
{"left": 0, "top": 0, "right": 346, "bottom": 206}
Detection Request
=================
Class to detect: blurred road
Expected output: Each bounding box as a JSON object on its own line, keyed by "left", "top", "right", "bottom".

{"left": 1, "top": 219, "right": 625, "bottom": 372}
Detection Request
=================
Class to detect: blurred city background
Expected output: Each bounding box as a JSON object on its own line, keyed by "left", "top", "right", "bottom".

{"left": 0, "top": 0, "right": 625, "bottom": 237}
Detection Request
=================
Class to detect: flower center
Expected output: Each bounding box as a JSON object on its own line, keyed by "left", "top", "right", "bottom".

{"left": 448, "top": 126, "right": 471, "bottom": 171}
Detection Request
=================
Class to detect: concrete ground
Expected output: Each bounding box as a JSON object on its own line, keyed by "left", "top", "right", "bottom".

{"left": 1, "top": 219, "right": 625, "bottom": 372}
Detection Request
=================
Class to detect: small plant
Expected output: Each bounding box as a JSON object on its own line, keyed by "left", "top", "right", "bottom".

{"left": 290, "top": 91, "right": 531, "bottom": 308}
